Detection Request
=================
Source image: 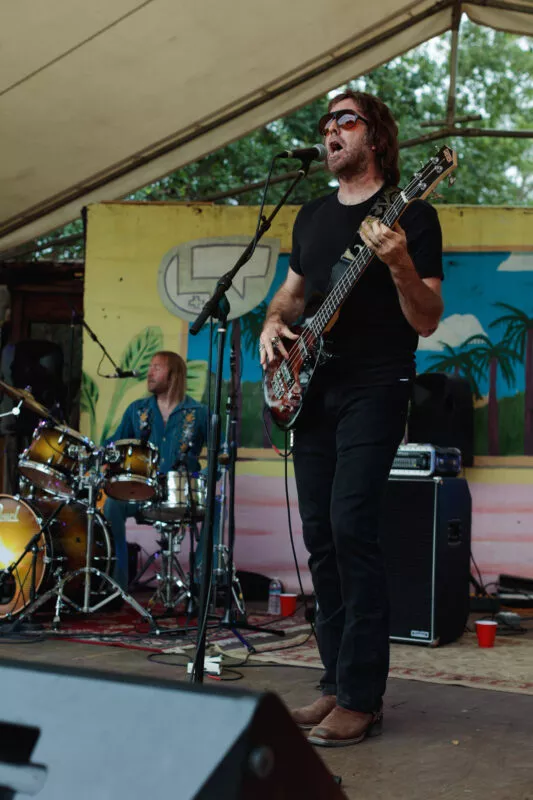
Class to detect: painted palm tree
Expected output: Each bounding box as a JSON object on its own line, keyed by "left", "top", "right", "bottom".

{"left": 240, "top": 300, "right": 270, "bottom": 447}
{"left": 463, "top": 335, "right": 520, "bottom": 455}
{"left": 425, "top": 342, "right": 482, "bottom": 399}
{"left": 491, "top": 303, "right": 533, "bottom": 455}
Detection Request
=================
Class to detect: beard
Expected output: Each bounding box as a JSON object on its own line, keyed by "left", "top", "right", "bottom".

{"left": 327, "top": 145, "right": 370, "bottom": 179}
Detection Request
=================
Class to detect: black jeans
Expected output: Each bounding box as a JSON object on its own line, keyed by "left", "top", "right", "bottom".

{"left": 292, "top": 373, "right": 411, "bottom": 713}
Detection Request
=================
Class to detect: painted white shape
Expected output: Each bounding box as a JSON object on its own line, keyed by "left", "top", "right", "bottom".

{"left": 158, "top": 236, "right": 280, "bottom": 322}
{"left": 497, "top": 252, "right": 533, "bottom": 271}
{"left": 417, "top": 313, "right": 487, "bottom": 351}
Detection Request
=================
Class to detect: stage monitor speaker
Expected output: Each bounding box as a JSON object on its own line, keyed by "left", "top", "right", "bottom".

{"left": 379, "top": 477, "right": 471, "bottom": 646}
{"left": 408, "top": 372, "right": 474, "bottom": 466}
{"left": 0, "top": 659, "right": 345, "bottom": 800}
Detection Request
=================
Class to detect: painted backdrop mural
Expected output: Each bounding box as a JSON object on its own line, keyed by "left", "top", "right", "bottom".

{"left": 82, "top": 202, "right": 533, "bottom": 591}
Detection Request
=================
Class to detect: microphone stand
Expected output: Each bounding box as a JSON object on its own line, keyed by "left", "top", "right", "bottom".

{"left": 188, "top": 161, "right": 312, "bottom": 683}
{"left": 70, "top": 308, "right": 123, "bottom": 378}
{"left": 216, "top": 338, "right": 282, "bottom": 644}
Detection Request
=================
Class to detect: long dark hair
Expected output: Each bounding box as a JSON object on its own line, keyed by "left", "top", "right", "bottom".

{"left": 328, "top": 90, "right": 400, "bottom": 186}
{"left": 154, "top": 350, "right": 186, "bottom": 402}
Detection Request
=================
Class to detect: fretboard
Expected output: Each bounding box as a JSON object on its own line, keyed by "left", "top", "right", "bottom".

{"left": 307, "top": 193, "right": 408, "bottom": 338}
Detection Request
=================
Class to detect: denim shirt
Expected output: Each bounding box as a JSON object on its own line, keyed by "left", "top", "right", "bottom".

{"left": 105, "top": 394, "right": 208, "bottom": 474}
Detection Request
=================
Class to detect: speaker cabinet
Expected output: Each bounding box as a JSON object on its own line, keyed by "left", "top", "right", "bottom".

{"left": 0, "top": 660, "right": 345, "bottom": 799}
{"left": 408, "top": 372, "right": 474, "bottom": 466}
{"left": 379, "top": 477, "right": 471, "bottom": 646}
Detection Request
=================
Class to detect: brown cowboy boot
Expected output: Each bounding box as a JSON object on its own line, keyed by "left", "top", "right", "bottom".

{"left": 307, "top": 704, "right": 383, "bottom": 747}
{"left": 291, "top": 695, "right": 337, "bottom": 730}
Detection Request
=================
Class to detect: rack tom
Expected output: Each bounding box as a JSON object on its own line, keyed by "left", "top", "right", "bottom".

{"left": 104, "top": 439, "right": 158, "bottom": 502}
{"left": 18, "top": 422, "right": 92, "bottom": 499}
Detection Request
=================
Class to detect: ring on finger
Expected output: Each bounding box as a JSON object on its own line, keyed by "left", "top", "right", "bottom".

{"left": 271, "top": 336, "right": 280, "bottom": 346}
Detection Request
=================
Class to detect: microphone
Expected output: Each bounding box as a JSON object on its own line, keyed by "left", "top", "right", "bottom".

{"left": 276, "top": 144, "right": 327, "bottom": 162}
{"left": 102, "top": 369, "right": 140, "bottom": 379}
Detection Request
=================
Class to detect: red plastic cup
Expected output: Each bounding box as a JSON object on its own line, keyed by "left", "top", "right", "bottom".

{"left": 280, "top": 593, "right": 297, "bottom": 617}
{"left": 475, "top": 620, "right": 498, "bottom": 648}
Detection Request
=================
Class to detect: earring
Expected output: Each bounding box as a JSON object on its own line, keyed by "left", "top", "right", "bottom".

{"left": 371, "top": 145, "right": 376, "bottom": 151}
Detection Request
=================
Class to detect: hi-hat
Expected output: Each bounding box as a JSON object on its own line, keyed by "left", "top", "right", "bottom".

{"left": 0, "top": 379, "right": 58, "bottom": 422}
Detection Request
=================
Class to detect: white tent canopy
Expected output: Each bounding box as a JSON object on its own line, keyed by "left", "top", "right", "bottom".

{"left": 1, "top": 0, "right": 531, "bottom": 254}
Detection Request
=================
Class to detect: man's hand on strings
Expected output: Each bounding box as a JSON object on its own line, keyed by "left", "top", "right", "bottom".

{"left": 359, "top": 218, "right": 416, "bottom": 282}
{"left": 259, "top": 317, "right": 298, "bottom": 369}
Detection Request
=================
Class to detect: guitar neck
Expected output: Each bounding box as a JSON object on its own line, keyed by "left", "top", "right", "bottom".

{"left": 307, "top": 192, "right": 409, "bottom": 339}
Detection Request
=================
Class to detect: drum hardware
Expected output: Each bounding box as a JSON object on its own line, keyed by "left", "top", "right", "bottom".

{"left": 135, "top": 480, "right": 201, "bottom": 615}
{"left": 9, "top": 447, "right": 159, "bottom": 633}
{"left": 0, "top": 379, "right": 61, "bottom": 425}
{"left": 144, "top": 521, "right": 192, "bottom": 613}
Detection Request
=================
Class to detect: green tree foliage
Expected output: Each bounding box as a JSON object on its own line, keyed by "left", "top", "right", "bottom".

{"left": 31, "top": 20, "right": 531, "bottom": 260}
{"left": 127, "top": 20, "right": 531, "bottom": 207}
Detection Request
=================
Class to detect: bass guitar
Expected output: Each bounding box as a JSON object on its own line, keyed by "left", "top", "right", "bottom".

{"left": 263, "top": 144, "right": 457, "bottom": 431}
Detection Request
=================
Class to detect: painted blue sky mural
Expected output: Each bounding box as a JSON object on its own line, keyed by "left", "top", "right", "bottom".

{"left": 188, "top": 250, "right": 533, "bottom": 398}
{"left": 186, "top": 248, "right": 533, "bottom": 454}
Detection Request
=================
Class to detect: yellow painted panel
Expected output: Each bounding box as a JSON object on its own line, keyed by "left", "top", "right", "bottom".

{"left": 436, "top": 206, "right": 532, "bottom": 251}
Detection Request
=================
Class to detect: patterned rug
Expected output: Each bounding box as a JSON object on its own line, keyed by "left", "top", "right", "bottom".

{"left": 209, "top": 624, "right": 533, "bottom": 696}
{"left": 10, "top": 602, "right": 533, "bottom": 695}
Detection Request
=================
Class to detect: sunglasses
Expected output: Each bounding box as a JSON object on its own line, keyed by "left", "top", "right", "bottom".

{"left": 318, "top": 109, "right": 369, "bottom": 136}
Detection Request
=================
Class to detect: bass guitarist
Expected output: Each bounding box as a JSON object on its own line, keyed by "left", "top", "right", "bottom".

{"left": 259, "top": 90, "right": 444, "bottom": 747}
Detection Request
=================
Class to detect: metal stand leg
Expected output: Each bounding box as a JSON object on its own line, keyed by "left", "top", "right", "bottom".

{"left": 147, "top": 522, "right": 191, "bottom": 614}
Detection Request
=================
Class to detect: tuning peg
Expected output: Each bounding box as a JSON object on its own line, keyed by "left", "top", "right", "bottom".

{"left": 448, "top": 175, "right": 456, "bottom": 186}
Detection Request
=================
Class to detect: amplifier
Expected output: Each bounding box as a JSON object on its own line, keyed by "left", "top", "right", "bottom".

{"left": 380, "top": 477, "right": 472, "bottom": 645}
{"left": 390, "top": 443, "right": 462, "bottom": 478}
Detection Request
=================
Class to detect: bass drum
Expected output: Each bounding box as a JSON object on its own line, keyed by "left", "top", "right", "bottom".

{"left": 0, "top": 494, "right": 114, "bottom": 619}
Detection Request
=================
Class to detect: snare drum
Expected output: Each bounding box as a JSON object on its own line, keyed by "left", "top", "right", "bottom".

{"left": 141, "top": 469, "right": 207, "bottom": 522}
{"left": 18, "top": 422, "right": 92, "bottom": 499}
{"left": 104, "top": 439, "right": 158, "bottom": 502}
{"left": 0, "top": 494, "right": 113, "bottom": 619}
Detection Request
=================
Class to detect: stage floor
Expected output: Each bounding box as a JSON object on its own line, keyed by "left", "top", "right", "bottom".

{"left": 1, "top": 623, "right": 532, "bottom": 800}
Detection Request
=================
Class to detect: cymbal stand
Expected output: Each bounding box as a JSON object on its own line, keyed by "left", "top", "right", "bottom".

{"left": 212, "top": 339, "right": 284, "bottom": 645}
{"left": 212, "top": 395, "right": 246, "bottom": 618}
{"left": 11, "top": 448, "right": 159, "bottom": 632}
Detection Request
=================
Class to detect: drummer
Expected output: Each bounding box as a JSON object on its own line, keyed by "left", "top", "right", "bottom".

{"left": 103, "top": 351, "right": 208, "bottom": 589}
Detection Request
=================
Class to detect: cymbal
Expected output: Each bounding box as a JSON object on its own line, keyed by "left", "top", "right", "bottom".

{"left": 0, "top": 378, "right": 58, "bottom": 421}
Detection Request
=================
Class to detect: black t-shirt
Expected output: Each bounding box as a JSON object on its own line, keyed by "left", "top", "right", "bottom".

{"left": 290, "top": 188, "right": 443, "bottom": 385}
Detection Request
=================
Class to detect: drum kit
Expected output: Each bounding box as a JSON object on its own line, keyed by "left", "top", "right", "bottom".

{"left": 0, "top": 379, "right": 209, "bottom": 632}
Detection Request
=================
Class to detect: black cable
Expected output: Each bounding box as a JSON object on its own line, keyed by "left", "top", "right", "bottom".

{"left": 261, "top": 407, "right": 293, "bottom": 457}
{"left": 147, "top": 653, "right": 192, "bottom": 667}
{"left": 283, "top": 432, "right": 317, "bottom": 642}
{"left": 470, "top": 550, "right": 491, "bottom": 596}
{"left": 208, "top": 669, "right": 244, "bottom": 682}
{"left": 95, "top": 350, "right": 109, "bottom": 379}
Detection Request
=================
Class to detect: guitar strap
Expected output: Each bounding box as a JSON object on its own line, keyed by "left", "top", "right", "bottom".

{"left": 327, "top": 185, "right": 400, "bottom": 291}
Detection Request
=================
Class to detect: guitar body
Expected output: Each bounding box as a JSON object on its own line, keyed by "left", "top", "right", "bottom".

{"left": 263, "top": 323, "right": 324, "bottom": 431}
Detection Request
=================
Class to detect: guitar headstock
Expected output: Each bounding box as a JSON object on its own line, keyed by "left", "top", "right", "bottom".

{"left": 405, "top": 145, "right": 458, "bottom": 202}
